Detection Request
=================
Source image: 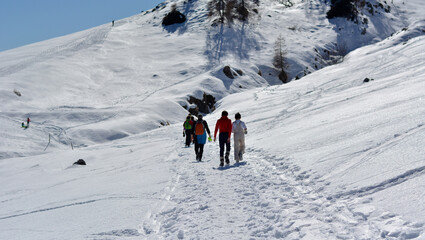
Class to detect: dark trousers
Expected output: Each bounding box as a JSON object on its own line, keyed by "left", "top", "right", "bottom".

{"left": 194, "top": 140, "right": 204, "bottom": 161}
{"left": 219, "top": 132, "right": 231, "bottom": 161}
{"left": 185, "top": 130, "right": 192, "bottom": 146}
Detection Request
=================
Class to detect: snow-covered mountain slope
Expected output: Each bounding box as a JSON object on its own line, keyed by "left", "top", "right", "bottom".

{"left": 1, "top": 0, "right": 425, "bottom": 239}
{"left": 0, "top": 0, "right": 413, "bottom": 157}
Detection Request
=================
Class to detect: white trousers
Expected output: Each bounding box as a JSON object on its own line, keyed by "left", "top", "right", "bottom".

{"left": 233, "top": 133, "right": 245, "bottom": 161}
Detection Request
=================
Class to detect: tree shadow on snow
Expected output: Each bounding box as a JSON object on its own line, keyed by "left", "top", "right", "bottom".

{"left": 205, "top": 22, "right": 261, "bottom": 67}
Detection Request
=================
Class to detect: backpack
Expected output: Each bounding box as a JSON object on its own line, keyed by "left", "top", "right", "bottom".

{"left": 195, "top": 121, "right": 205, "bottom": 135}
{"left": 184, "top": 120, "right": 192, "bottom": 130}
{"left": 234, "top": 121, "right": 244, "bottom": 133}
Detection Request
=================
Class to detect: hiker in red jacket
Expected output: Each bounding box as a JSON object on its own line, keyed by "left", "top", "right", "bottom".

{"left": 214, "top": 110, "right": 232, "bottom": 166}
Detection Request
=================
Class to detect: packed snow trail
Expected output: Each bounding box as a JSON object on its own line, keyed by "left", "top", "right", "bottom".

{"left": 140, "top": 127, "right": 423, "bottom": 239}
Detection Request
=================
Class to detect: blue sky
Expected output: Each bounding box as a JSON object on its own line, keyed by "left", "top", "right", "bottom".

{"left": 0, "top": 0, "right": 164, "bottom": 52}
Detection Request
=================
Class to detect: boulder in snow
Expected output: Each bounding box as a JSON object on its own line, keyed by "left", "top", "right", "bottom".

{"left": 73, "top": 159, "right": 86, "bottom": 166}
{"left": 162, "top": 10, "right": 186, "bottom": 26}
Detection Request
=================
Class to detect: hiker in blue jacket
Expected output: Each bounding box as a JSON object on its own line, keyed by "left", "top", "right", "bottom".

{"left": 193, "top": 114, "right": 211, "bottom": 161}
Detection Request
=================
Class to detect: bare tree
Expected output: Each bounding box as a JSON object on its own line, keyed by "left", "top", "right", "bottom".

{"left": 224, "top": 0, "right": 237, "bottom": 23}
{"left": 209, "top": 0, "right": 255, "bottom": 23}
{"left": 278, "top": 0, "right": 294, "bottom": 8}
{"left": 219, "top": 0, "right": 225, "bottom": 22}
{"left": 208, "top": 0, "right": 226, "bottom": 22}
{"left": 273, "top": 35, "right": 289, "bottom": 83}
{"left": 237, "top": 0, "right": 249, "bottom": 21}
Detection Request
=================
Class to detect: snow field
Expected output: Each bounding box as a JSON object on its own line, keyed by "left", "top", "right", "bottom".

{"left": 1, "top": 0, "right": 425, "bottom": 239}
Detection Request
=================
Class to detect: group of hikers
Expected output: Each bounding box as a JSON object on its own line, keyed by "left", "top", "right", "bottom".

{"left": 183, "top": 111, "right": 247, "bottom": 167}
{"left": 21, "top": 117, "right": 30, "bottom": 129}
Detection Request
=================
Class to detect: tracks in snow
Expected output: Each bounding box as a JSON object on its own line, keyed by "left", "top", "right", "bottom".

{"left": 140, "top": 140, "right": 425, "bottom": 239}
{"left": 0, "top": 26, "right": 111, "bottom": 78}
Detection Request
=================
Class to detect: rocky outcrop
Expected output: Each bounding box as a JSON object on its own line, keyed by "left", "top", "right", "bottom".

{"left": 187, "top": 93, "right": 216, "bottom": 116}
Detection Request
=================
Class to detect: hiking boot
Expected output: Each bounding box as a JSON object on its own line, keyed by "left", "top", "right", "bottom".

{"left": 225, "top": 151, "right": 230, "bottom": 164}
{"left": 238, "top": 152, "right": 243, "bottom": 161}
{"left": 220, "top": 161, "right": 224, "bottom": 167}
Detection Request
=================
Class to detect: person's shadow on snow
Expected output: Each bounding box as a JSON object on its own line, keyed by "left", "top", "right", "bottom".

{"left": 213, "top": 161, "right": 247, "bottom": 170}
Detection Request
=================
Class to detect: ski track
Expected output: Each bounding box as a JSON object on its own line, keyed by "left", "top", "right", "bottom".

{"left": 140, "top": 136, "right": 424, "bottom": 239}
{"left": 0, "top": 195, "right": 138, "bottom": 221}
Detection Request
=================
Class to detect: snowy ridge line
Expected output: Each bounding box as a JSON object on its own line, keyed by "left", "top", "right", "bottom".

{"left": 0, "top": 195, "right": 139, "bottom": 221}
{"left": 382, "top": 19, "right": 425, "bottom": 46}
{"left": 331, "top": 165, "right": 425, "bottom": 200}
{"left": 0, "top": 26, "right": 110, "bottom": 77}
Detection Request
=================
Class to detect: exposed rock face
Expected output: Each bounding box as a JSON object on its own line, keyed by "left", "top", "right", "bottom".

{"left": 223, "top": 66, "right": 235, "bottom": 79}
{"left": 223, "top": 65, "right": 244, "bottom": 79}
{"left": 162, "top": 10, "right": 187, "bottom": 26}
{"left": 187, "top": 93, "right": 216, "bottom": 116}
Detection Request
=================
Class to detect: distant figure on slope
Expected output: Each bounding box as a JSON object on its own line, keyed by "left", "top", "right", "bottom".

{"left": 214, "top": 110, "right": 232, "bottom": 166}
{"left": 183, "top": 115, "right": 194, "bottom": 147}
{"left": 232, "top": 112, "right": 247, "bottom": 163}
{"left": 193, "top": 114, "right": 211, "bottom": 161}
{"left": 26, "top": 117, "right": 30, "bottom": 128}
{"left": 112, "top": 20, "right": 115, "bottom": 26}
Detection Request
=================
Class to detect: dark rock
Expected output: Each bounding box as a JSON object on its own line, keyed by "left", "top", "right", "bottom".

{"left": 223, "top": 66, "right": 243, "bottom": 79}
{"left": 73, "top": 159, "right": 86, "bottom": 165}
{"left": 187, "top": 93, "right": 216, "bottom": 115}
{"left": 223, "top": 66, "right": 234, "bottom": 79}
{"left": 327, "top": 0, "right": 357, "bottom": 21}
{"left": 235, "top": 69, "right": 244, "bottom": 76}
{"left": 13, "top": 89, "right": 22, "bottom": 97}
{"left": 162, "top": 10, "right": 186, "bottom": 26}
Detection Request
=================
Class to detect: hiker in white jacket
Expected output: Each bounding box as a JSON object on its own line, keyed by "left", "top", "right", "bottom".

{"left": 232, "top": 112, "right": 247, "bottom": 163}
